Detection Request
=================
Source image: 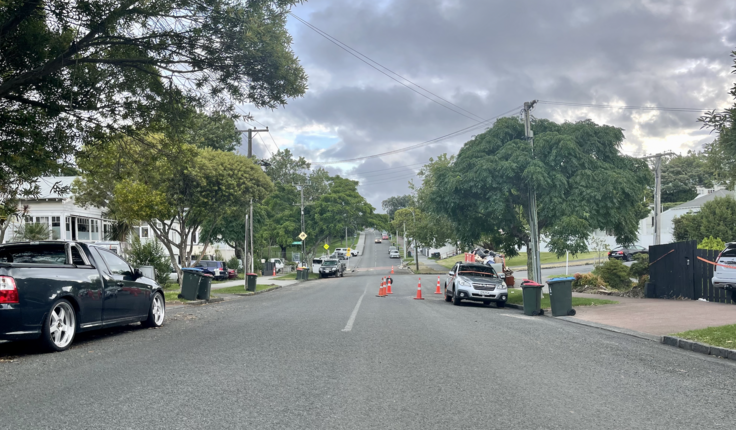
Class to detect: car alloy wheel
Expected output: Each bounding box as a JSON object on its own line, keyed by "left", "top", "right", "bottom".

{"left": 43, "top": 300, "right": 76, "bottom": 351}
{"left": 144, "top": 292, "right": 166, "bottom": 328}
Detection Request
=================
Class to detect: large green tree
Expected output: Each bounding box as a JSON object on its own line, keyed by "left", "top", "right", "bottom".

{"left": 660, "top": 152, "right": 714, "bottom": 203}
{"left": 673, "top": 196, "right": 736, "bottom": 242}
{"left": 381, "top": 195, "right": 414, "bottom": 220}
{"left": 423, "top": 117, "right": 651, "bottom": 272}
{"left": 0, "top": 0, "right": 307, "bottom": 215}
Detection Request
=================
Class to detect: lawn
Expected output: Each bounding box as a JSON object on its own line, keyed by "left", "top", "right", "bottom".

{"left": 506, "top": 289, "right": 618, "bottom": 308}
{"left": 275, "top": 272, "right": 299, "bottom": 280}
{"left": 674, "top": 324, "right": 736, "bottom": 350}
{"left": 212, "top": 284, "right": 279, "bottom": 294}
{"left": 437, "top": 251, "right": 600, "bottom": 269}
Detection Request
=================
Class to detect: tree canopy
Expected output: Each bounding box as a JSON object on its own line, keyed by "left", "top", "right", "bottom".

{"left": 673, "top": 196, "right": 736, "bottom": 243}
{"left": 381, "top": 195, "right": 414, "bottom": 220}
{"left": 700, "top": 50, "right": 736, "bottom": 186}
{"left": 1, "top": 0, "right": 307, "bottom": 214}
{"left": 660, "top": 152, "right": 714, "bottom": 203}
{"left": 422, "top": 117, "right": 651, "bottom": 269}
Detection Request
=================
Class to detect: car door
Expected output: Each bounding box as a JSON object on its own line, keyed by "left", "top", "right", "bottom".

{"left": 449, "top": 263, "right": 460, "bottom": 293}
{"left": 96, "top": 248, "right": 143, "bottom": 321}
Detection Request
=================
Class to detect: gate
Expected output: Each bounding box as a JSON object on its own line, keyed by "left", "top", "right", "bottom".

{"left": 649, "top": 241, "right": 735, "bottom": 304}
{"left": 648, "top": 241, "right": 695, "bottom": 299}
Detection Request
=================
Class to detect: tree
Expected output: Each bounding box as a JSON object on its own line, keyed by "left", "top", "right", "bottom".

{"left": 700, "top": 50, "right": 736, "bottom": 186}
{"left": 74, "top": 133, "right": 273, "bottom": 281}
{"left": 660, "top": 152, "right": 714, "bottom": 203}
{"left": 673, "top": 196, "right": 736, "bottom": 242}
{"left": 125, "top": 236, "right": 171, "bottom": 287}
{"left": 1, "top": 0, "right": 307, "bottom": 216}
{"left": 12, "top": 222, "right": 50, "bottom": 241}
{"left": 422, "top": 117, "right": 651, "bottom": 273}
{"left": 381, "top": 195, "right": 414, "bottom": 220}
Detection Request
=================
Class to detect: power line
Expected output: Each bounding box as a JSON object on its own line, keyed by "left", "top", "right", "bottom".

{"left": 311, "top": 105, "right": 522, "bottom": 165}
{"left": 256, "top": 132, "right": 274, "bottom": 158}
{"left": 289, "top": 12, "right": 486, "bottom": 123}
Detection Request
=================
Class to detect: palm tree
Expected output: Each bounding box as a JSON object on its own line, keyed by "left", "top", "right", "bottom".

{"left": 12, "top": 222, "right": 51, "bottom": 241}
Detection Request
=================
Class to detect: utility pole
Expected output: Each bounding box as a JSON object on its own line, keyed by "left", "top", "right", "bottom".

{"left": 639, "top": 152, "right": 675, "bottom": 245}
{"left": 292, "top": 182, "right": 311, "bottom": 263}
{"left": 524, "top": 100, "right": 542, "bottom": 283}
{"left": 244, "top": 214, "right": 248, "bottom": 286}
{"left": 237, "top": 127, "right": 269, "bottom": 158}
{"left": 237, "top": 126, "right": 269, "bottom": 272}
{"left": 403, "top": 222, "right": 407, "bottom": 259}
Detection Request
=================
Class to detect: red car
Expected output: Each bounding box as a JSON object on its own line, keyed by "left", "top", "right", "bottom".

{"left": 227, "top": 269, "right": 237, "bottom": 279}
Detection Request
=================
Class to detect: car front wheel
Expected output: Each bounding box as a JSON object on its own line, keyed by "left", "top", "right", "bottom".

{"left": 143, "top": 292, "right": 165, "bottom": 328}
{"left": 452, "top": 288, "right": 462, "bottom": 306}
{"left": 41, "top": 299, "right": 77, "bottom": 352}
{"left": 444, "top": 286, "right": 451, "bottom": 302}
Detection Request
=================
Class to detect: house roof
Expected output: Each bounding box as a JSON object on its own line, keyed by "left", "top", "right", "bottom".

{"left": 24, "top": 176, "right": 78, "bottom": 199}
{"left": 669, "top": 189, "right": 734, "bottom": 211}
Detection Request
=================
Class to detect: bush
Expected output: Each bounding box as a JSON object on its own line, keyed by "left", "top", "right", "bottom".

{"left": 12, "top": 222, "right": 50, "bottom": 241}
{"left": 637, "top": 274, "right": 649, "bottom": 289}
{"left": 227, "top": 255, "right": 241, "bottom": 272}
{"left": 594, "top": 259, "right": 632, "bottom": 290}
{"left": 698, "top": 236, "right": 726, "bottom": 251}
{"left": 628, "top": 253, "right": 649, "bottom": 280}
{"left": 572, "top": 272, "right": 605, "bottom": 289}
{"left": 125, "top": 236, "right": 171, "bottom": 287}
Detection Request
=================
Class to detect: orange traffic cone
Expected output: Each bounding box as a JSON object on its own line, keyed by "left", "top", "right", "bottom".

{"left": 414, "top": 278, "right": 424, "bottom": 300}
{"left": 434, "top": 276, "right": 441, "bottom": 294}
{"left": 273, "top": 266, "right": 276, "bottom": 276}
{"left": 391, "top": 266, "right": 394, "bottom": 274}
{"left": 386, "top": 278, "right": 393, "bottom": 294}
{"left": 376, "top": 278, "right": 385, "bottom": 297}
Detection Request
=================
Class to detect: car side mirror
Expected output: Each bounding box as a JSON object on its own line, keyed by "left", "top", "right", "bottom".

{"left": 134, "top": 268, "right": 143, "bottom": 279}
{"left": 448, "top": 271, "right": 454, "bottom": 276}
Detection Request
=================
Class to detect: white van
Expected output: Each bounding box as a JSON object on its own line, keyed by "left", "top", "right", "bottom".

{"left": 269, "top": 258, "right": 284, "bottom": 273}
{"left": 312, "top": 257, "right": 324, "bottom": 274}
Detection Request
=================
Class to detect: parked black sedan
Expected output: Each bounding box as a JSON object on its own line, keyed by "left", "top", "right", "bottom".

{"left": 608, "top": 245, "right": 648, "bottom": 261}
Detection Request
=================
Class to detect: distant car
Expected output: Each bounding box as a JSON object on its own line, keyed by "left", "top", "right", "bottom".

{"left": 608, "top": 245, "right": 648, "bottom": 262}
{"left": 168, "top": 266, "right": 179, "bottom": 284}
{"left": 375, "top": 238, "right": 382, "bottom": 243}
{"left": 227, "top": 268, "right": 237, "bottom": 279}
{"left": 388, "top": 246, "right": 398, "bottom": 254}
{"left": 711, "top": 242, "right": 736, "bottom": 302}
{"left": 269, "top": 258, "right": 284, "bottom": 273}
{"left": 192, "top": 260, "right": 228, "bottom": 280}
{"left": 389, "top": 250, "right": 400, "bottom": 258}
{"left": 382, "top": 234, "right": 389, "bottom": 240}
{"left": 350, "top": 249, "right": 359, "bottom": 256}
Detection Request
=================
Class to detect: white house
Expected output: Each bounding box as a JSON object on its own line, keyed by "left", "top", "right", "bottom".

{"left": 3, "top": 177, "right": 236, "bottom": 262}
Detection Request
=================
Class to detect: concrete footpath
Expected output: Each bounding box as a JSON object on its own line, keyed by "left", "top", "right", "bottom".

{"left": 568, "top": 292, "right": 736, "bottom": 336}
{"left": 211, "top": 276, "right": 298, "bottom": 290}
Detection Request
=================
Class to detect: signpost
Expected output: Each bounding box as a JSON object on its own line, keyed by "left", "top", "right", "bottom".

{"left": 323, "top": 244, "right": 329, "bottom": 251}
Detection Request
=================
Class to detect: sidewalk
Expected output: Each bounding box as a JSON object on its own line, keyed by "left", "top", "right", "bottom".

{"left": 211, "top": 276, "right": 298, "bottom": 290}
{"left": 569, "top": 292, "right": 736, "bottom": 336}
{"left": 415, "top": 253, "right": 449, "bottom": 272}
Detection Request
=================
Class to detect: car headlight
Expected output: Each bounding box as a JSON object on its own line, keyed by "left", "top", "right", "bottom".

{"left": 456, "top": 277, "right": 471, "bottom": 288}
{"left": 496, "top": 283, "right": 507, "bottom": 290}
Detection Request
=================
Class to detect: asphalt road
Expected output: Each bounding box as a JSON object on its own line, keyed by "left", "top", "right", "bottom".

{"left": 1, "top": 231, "right": 735, "bottom": 429}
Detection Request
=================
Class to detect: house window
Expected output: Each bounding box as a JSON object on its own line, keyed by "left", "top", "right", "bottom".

{"left": 103, "top": 222, "right": 111, "bottom": 240}
{"left": 77, "top": 218, "right": 90, "bottom": 241}
{"left": 51, "top": 217, "right": 61, "bottom": 240}
{"left": 141, "top": 226, "right": 149, "bottom": 239}
{"left": 66, "top": 217, "right": 71, "bottom": 236}
{"left": 90, "top": 219, "right": 99, "bottom": 240}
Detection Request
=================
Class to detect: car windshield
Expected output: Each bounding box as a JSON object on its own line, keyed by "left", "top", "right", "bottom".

{"left": 457, "top": 265, "right": 498, "bottom": 278}
{"left": 322, "top": 260, "right": 337, "bottom": 266}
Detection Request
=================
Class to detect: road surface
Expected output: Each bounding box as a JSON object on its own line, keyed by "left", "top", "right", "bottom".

{"left": 1, "top": 231, "right": 734, "bottom": 429}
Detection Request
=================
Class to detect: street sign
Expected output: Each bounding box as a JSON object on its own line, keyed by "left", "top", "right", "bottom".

{"left": 347, "top": 248, "right": 351, "bottom": 254}
{"left": 298, "top": 232, "right": 307, "bottom": 240}
{"left": 323, "top": 244, "right": 329, "bottom": 250}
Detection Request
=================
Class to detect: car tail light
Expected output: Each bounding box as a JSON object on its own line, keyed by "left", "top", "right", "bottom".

{"left": 716, "top": 252, "right": 723, "bottom": 263}
{"left": 0, "top": 276, "right": 19, "bottom": 304}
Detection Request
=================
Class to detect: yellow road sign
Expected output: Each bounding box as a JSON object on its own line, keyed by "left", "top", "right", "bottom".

{"left": 323, "top": 244, "right": 329, "bottom": 250}
{"left": 298, "top": 232, "right": 307, "bottom": 240}
{"left": 347, "top": 248, "right": 351, "bottom": 254}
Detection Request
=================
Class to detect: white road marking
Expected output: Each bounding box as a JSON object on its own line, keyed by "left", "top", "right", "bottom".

{"left": 342, "top": 284, "right": 369, "bottom": 332}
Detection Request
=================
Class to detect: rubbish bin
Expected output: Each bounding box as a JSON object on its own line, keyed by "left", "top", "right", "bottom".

{"left": 246, "top": 273, "right": 258, "bottom": 292}
{"left": 197, "top": 273, "right": 214, "bottom": 301}
{"left": 546, "top": 277, "right": 576, "bottom": 316}
{"left": 520, "top": 280, "right": 544, "bottom": 316}
{"left": 179, "top": 268, "right": 202, "bottom": 300}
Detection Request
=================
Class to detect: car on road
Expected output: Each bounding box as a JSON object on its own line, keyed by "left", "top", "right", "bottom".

{"left": 389, "top": 250, "right": 400, "bottom": 258}
{"left": 0, "top": 241, "right": 166, "bottom": 351}
{"left": 350, "top": 249, "right": 359, "bottom": 256}
{"left": 444, "top": 262, "right": 507, "bottom": 307}
{"left": 388, "top": 245, "right": 398, "bottom": 255}
{"left": 711, "top": 242, "right": 736, "bottom": 302}
{"left": 608, "top": 245, "right": 648, "bottom": 261}
{"left": 374, "top": 237, "right": 382, "bottom": 243}
{"left": 319, "top": 258, "right": 345, "bottom": 278}
{"left": 382, "top": 233, "right": 389, "bottom": 240}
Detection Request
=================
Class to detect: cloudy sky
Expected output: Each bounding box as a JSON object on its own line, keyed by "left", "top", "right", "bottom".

{"left": 236, "top": 0, "right": 736, "bottom": 211}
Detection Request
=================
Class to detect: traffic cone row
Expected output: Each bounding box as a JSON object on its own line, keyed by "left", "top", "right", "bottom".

{"left": 376, "top": 277, "right": 386, "bottom": 297}
{"left": 375, "top": 274, "right": 428, "bottom": 300}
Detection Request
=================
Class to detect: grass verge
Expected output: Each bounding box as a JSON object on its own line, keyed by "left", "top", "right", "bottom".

{"left": 212, "top": 284, "right": 279, "bottom": 294}
{"left": 506, "top": 289, "right": 618, "bottom": 308}
{"left": 275, "top": 272, "right": 298, "bottom": 280}
{"left": 674, "top": 324, "right": 736, "bottom": 350}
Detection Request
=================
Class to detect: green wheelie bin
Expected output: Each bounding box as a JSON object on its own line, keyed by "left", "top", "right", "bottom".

{"left": 179, "top": 269, "right": 202, "bottom": 301}
{"left": 246, "top": 273, "right": 258, "bottom": 292}
{"left": 520, "top": 280, "right": 544, "bottom": 316}
{"left": 547, "top": 276, "right": 576, "bottom": 316}
{"left": 197, "top": 273, "right": 214, "bottom": 301}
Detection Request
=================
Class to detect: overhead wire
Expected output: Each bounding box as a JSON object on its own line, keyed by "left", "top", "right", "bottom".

{"left": 538, "top": 100, "right": 713, "bottom": 113}
{"left": 289, "top": 12, "right": 486, "bottom": 123}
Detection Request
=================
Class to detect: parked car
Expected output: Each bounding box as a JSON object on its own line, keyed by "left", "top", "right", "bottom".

{"left": 444, "top": 262, "right": 507, "bottom": 307}
{"left": 711, "top": 242, "right": 736, "bottom": 302}
{"left": 227, "top": 268, "right": 237, "bottom": 279}
{"left": 192, "top": 260, "right": 228, "bottom": 280}
{"left": 388, "top": 246, "right": 398, "bottom": 255}
{"left": 0, "top": 241, "right": 166, "bottom": 351}
{"left": 389, "top": 250, "right": 400, "bottom": 258}
{"left": 269, "top": 258, "right": 285, "bottom": 273}
{"left": 608, "top": 245, "right": 648, "bottom": 262}
{"left": 319, "top": 258, "right": 345, "bottom": 278}
{"left": 168, "top": 266, "right": 179, "bottom": 284}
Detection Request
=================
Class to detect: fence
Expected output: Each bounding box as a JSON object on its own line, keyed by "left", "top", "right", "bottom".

{"left": 649, "top": 241, "right": 734, "bottom": 304}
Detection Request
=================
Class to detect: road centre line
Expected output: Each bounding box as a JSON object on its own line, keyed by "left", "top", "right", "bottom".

{"left": 342, "top": 283, "right": 369, "bottom": 332}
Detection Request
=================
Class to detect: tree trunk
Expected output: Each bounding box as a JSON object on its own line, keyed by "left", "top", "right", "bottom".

{"left": 525, "top": 238, "right": 533, "bottom": 279}
{"left": 280, "top": 246, "right": 286, "bottom": 259}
